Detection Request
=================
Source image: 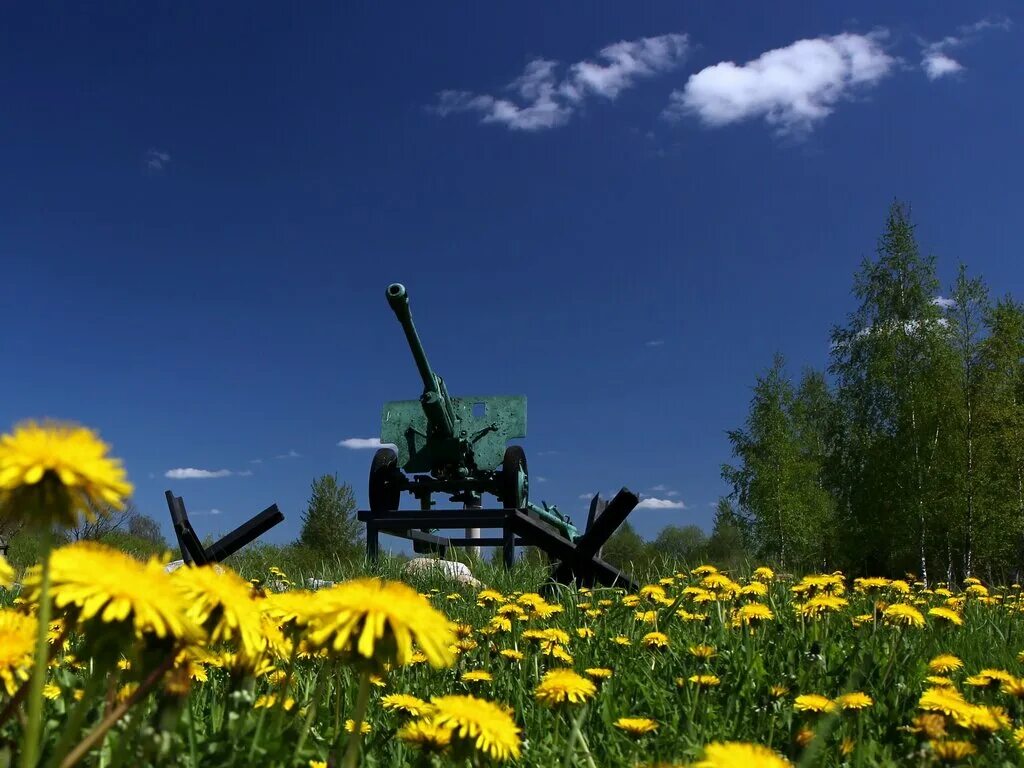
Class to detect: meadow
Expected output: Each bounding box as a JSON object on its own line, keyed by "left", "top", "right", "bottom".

{"left": 4, "top": 543, "right": 1024, "bottom": 767}
{"left": 4, "top": 422, "right": 1024, "bottom": 767}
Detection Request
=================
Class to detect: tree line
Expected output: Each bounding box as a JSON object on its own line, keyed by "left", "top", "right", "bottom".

{"left": 721, "top": 201, "right": 1024, "bottom": 583}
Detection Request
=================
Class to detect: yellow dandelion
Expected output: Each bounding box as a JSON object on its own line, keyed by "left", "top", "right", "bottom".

{"left": 398, "top": 719, "right": 452, "bottom": 752}
{"left": 689, "top": 644, "right": 717, "bottom": 660}
{"left": 794, "top": 694, "right": 836, "bottom": 713}
{"left": 928, "top": 607, "right": 963, "bottom": 626}
{"left": 303, "top": 578, "right": 455, "bottom": 669}
{"left": 686, "top": 674, "right": 721, "bottom": 688}
{"left": 499, "top": 649, "right": 523, "bottom": 662}
{"left": 0, "top": 421, "right": 132, "bottom": 529}
{"left": 882, "top": 603, "right": 925, "bottom": 628}
{"left": 0, "top": 609, "right": 36, "bottom": 696}
{"left": 752, "top": 567, "right": 775, "bottom": 582}
{"left": 836, "top": 692, "right": 873, "bottom": 710}
{"left": 535, "top": 668, "right": 596, "bottom": 707}
{"left": 613, "top": 717, "right": 658, "bottom": 736}
{"left": 641, "top": 631, "right": 670, "bottom": 650}
{"left": 928, "top": 654, "right": 964, "bottom": 673}
{"left": 0, "top": 554, "right": 13, "bottom": 589}
{"left": 1000, "top": 677, "right": 1024, "bottom": 698}
{"left": 769, "top": 684, "right": 789, "bottom": 699}
{"left": 919, "top": 686, "right": 970, "bottom": 717}
{"left": 344, "top": 719, "right": 371, "bottom": 734}
{"left": 476, "top": 589, "right": 505, "bottom": 605}
{"left": 611, "top": 635, "right": 632, "bottom": 647}
{"left": 692, "top": 565, "right": 719, "bottom": 576}
{"left": 309, "top": 761, "right": 327, "bottom": 768}
{"left": 926, "top": 676, "right": 955, "bottom": 687}
{"left": 739, "top": 582, "right": 768, "bottom": 597}
{"left": 430, "top": 695, "right": 521, "bottom": 761}
{"left": 796, "top": 595, "right": 848, "bottom": 618}
{"left": 930, "top": 740, "right": 976, "bottom": 762}
{"left": 734, "top": 603, "right": 774, "bottom": 626}
{"left": 908, "top": 713, "right": 947, "bottom": 739}
{"left": 25, "top": 541, "right": 199, "bottom": 642}
{"left": 694, "top": 741, "right": 793, "bottom": 768}
{"left": 461, "top": 670, "right": 493, "bottom": 685}
{"left": 382, "top": 693, "right": 432, "bottom": 717}
{"left": 585, "top": 667, "right": 613, "bottom": 681}
{"left": 173, "top": 564, "right": 266, "bottom": 661}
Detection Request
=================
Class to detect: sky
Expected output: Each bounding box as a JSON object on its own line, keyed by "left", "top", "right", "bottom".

{"left": 3, "top": 3, "right": 1022, "bottom": 553}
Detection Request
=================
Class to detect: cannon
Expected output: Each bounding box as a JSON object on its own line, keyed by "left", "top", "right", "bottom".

{"left": 360, "top": 283, "right": 640, "bottom": 591}
{"left": 370, "top": 283, "right": 577, "bottom": 538}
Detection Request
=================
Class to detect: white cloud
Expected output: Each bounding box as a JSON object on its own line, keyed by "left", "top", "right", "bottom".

{"left": 920, "top": 17, "right": 1011, "bottom": 81}
{"left": 578, "top": 493, "right": 595, "bottom": 500}
{"left": 922, "top": 52, "right": 963, "bottom": 80}
{"left": 436, "top": 33, "right": 689, "bottom": 131}
{"left": 210, "top": 508, "right": 222, "bottom": 515}
{"left": 338, "top": 437, "right": 398, "bottom": 450}
{"left": 665, "top": 31, "right": 894, "bottom": 135}
{"left": 635, "top": 497, "right": 687, "bottom": 510}
{"left": 536, "top": 476, "right": 548, "bottom": 483}
{"left": 237, "top": 470, "right": 253, "bottom": 477}
{"left": 145, "top": 149, "right": 170, "bottom": 171}
{"left": 645, "top": 339, "right": 665, "bottom": 347}
{"left": 666, "top": 491, "right": 681, "bottom": 498}
{"left": 164, "top": 468, "right": 233, "bottom": 479}
{"left": 650, "top": 484, "right": 669, "bottom": 492}
{"left": 932, "top": 296, "right": 956, "bottom": 309}
{"left": 275, "top": 449, "right": 301, "bottom": 459}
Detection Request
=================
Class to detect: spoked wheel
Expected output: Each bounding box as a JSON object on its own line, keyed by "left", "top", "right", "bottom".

{"left": 369, "top": 448, "right": 402, "bottom": 512}
{"left": 499, "top": 445, "right": 529, "bottom": 510}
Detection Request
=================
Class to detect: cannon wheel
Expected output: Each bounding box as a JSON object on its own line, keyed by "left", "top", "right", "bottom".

{"left": 500, "top": 446, "right": 529, "bottom": 510}
{"left": 369, "top": 448, "right": 402, "bottom": 512}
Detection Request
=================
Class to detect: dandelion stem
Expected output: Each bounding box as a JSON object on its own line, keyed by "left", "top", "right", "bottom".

{"left": 340, "top": 668, "right": 372, "bottom": 768}
{"left": 59, "top": 645, "right": 179, "bottom": 768}
{"left": 294, "top": 665, "right": 328, "bottom": 761}
{"left": 21, "top": 525, "right": 53, "bottom": 768}
{"left": 561, "top": 705, "right": 589, "bottom": 768}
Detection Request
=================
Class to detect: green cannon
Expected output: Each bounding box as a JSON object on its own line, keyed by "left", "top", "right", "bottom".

{"left": 369, "top": 283, "right": 578, "bottom": 541}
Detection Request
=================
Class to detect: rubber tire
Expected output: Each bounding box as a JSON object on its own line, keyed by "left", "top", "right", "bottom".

{"left": 369, "top": 448, "right": 402, "bottom": 512}
{"left": 500, "top": 445, "right": 529, "bottom": 509}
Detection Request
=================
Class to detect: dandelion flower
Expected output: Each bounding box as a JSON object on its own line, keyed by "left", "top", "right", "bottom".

{"left": 430, "top": 695, "right": 521, "bottom": 761}
{"left": 499, "top": 649, "right": 523, "bottom": 662}
{"left": 928, "top": 607, "right": 964, "bottom": 626}
{"left": 690, "top": 644, "right": 717, "bottom": 660}
{"left": 614, "top": 717, "right": 658, "bottom": 736}
{"left": 882, "top": 603, "right": 925, "bottom": 629}
{"left": 382, "top": 693, "right": 432, "bottom": 717}
{"left": 585, "top": 667, "right": 612, "bottom": 681}
{"left": 26, "top": 541, "right": 199, "bottom": 642}
{"left": 752, "top": 567, "right": 775, "bottom": 582}
{"left": 836, "top": 692, "right": 873, "bottom": 710}
{"left": 734, "top": 603, "right": 774, "bottom": 626}
{"left": 0, "top": 609, "right": 36, "bottom": 695}
{"left": 928, "top": 654, "right": 964, "bottom": 673}
{"left": 173, "top": 564, "right": 266, "bottom": 661}
{"left": 0, "top": 421, "right": 132, "bottom": 529}
{"left": 641, "top": 631, "right": 670, "bottom": 650}
{"left": 794, "top": 694, "right": 836, "bottom": 713}
{"left": 693, "top": 741, "right": 793, "bottom": 768}
{"left": 0, "top": 554, "right": 13, "bottom": 589}
{"left": 686, "top": 674, "right": 721, "bottom": 688}
{"left": 795, "top": 595, "right": 849, "bottom": 618}
{"left": 398, "top": 719, "right": 452, "bottom": 752}
{"left": 461, "top": 670, "right": 493, "bottom": 685}
{"left": 930, "top": 740, "right": 976, "bottom": 761}
{"left": 535, "top": 668, "right": 596, "bottom": 707}
{"left": 344, "top": 719, "right": 371, "bottom": 734}
{"left": 304, "top": 578, "right": 455, "bottom": 669}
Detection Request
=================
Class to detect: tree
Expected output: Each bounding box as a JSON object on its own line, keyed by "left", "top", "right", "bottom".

{"left": 706, "top": 498, "right": 749, "bottom": 570}
{"left": 828, "top": 201, "right": 956, "bottom": 581}
{"left": 650, "top": 525, "right": 707, "bottom": 566}
{"left": 69, "top": 498, "right": 137, "bottom": 541}
{"left": 601, "top": 522, "right": 647, "bottom": 573}
{"left": 298, "top": 474, "right": 363, "bottom": 562}
{"left": 944, "top": 265, "right": 989, "bottom": 577}
{"left": 128, "top": 512, "right": 167, "bottom": 548}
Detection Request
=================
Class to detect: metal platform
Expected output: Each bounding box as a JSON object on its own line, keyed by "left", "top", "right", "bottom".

{"left": 358, "top": 488, "right": 640, "bottom": 591}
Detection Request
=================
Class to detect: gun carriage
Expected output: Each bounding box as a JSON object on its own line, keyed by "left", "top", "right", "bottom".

{"left": 360, "top": 283, "right": 640, "bottom": 590}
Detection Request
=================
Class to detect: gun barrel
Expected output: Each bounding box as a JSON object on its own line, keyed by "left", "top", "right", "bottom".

{"left": 386, "top": 283, "right": 438, "bottom": 395}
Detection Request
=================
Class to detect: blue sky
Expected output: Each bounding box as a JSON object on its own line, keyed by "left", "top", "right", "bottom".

{"left": 3, "top": 4, "right": 1021, "bottom": 550}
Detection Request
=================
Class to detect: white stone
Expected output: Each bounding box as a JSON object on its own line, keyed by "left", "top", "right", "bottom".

{"left": 402, "top": 557, "right": 481, "bottom": 588}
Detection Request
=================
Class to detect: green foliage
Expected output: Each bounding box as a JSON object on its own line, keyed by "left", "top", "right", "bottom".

{"left": 723, "top": 200, "right": 1024, "bottom": 581}
{"left": 297, "top": 474, "right": 363, "bottom": 564}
